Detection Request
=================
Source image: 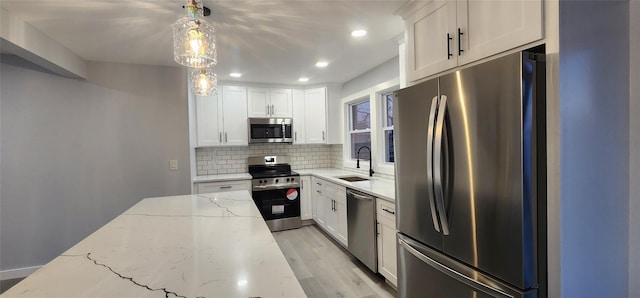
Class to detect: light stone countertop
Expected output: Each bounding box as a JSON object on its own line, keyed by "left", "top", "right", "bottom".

{"left": 2, "top": 191, "right": 306, "bottom": 298}
{"left": 192, "top": 168, "right": 396, "bottom": 202}
{"left": 295, "top": 168, "right": 396, "bottom": 202}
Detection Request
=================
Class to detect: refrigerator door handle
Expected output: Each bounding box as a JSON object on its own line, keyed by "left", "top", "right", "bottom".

{"left": 434, "top": 95, "right": 450, "bottom": 235}
{"left": 398, "top": 238, "right": 514, "bottom": 298}
{"left": 426, "top": 96, "right": 440, "bottom": 232}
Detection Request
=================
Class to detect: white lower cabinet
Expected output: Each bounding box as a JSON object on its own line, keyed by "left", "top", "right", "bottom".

{"left": 377, "top": 198, "right": 397, "bottom": 286}
{"left": 312, "top": 177, "right": 326, "bottom": 226}
{"left": 300, "top": 176, "right": 312, "bottom": 220}
{"left": 311, "top": 177, "right": 348, "bottom": 247}
{"left": 195, "top": 180, "right": 251, "bottom": 194}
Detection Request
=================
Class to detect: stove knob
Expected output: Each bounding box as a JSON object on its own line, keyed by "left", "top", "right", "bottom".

{"left": 275, "top": 179, "right": 279, "bottom": 183}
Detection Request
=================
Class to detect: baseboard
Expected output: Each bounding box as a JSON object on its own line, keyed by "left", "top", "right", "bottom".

{"left": 0, "top": 266, "right": 41, "bottom": 281}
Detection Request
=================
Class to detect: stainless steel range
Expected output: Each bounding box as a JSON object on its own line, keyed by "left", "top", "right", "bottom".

{"left": 248, "top": 156, "right": 301, "bottom": 232}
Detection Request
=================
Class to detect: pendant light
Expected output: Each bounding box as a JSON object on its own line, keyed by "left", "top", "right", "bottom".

{"left": 173, "top": 0, "right": 216, "bottom": 69}
{"left": 191, "top": 68, "right": 217, "bottom": 96}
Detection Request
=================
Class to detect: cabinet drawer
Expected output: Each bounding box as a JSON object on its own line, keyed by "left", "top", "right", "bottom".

{"left": 313, "top": 177, "right": 325, "bottom": 193}
{"left": 196, "top": 180, "right": 251, "bottom": 194}
{"left": 377, "top": 199, "right": 396, "bottom": 220}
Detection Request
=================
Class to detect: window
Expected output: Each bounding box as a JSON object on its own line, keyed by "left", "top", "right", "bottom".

{"left": 348, "top": 100, "right": 371, "bottom": 160}
{"left": 381, "top": 92, "right": 394, "bottom": 162}
{"left": 341, "top": 78, "right": 399, "bottom": 175}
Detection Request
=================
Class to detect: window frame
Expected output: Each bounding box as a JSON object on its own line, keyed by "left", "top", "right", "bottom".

{"left": 347, "top": 98, "right": 372, "bottom": 161}
{"left": 379, "top": 90, "right": 395, "bottom": 164}
{"left": 341, "top": 78, "right": 400, "bottom": 176}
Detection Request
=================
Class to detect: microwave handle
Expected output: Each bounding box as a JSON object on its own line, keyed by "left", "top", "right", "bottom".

{"left": 282, "top": 122, "right": 286, "bottom": 141}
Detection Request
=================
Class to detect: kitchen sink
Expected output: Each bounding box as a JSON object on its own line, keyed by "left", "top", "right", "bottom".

{"left": 337, "top": 176, "right": 369, "bottom": 182}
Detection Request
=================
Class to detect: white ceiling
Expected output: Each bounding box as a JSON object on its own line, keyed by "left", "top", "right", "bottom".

{"left": 1, "top": 0, "right": 406, "bottom": 85}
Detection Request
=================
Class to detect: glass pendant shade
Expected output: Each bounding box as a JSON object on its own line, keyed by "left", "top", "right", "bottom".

{"left": 191, "top": 68, "right": 217, "bottom": 96}
{"left": 173, "top": 1, "right": 216, "bottom": 68}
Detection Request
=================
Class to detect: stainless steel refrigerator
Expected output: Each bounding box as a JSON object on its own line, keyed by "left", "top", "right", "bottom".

{"left": 394, "top": 50, "right": 547, "bottom": 298}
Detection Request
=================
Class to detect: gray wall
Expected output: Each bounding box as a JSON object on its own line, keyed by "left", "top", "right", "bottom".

{"left": 559, "top": 1, "right": 629, "bottom": 297}
{"left": 341, "top": 56, "right": 399, "bottom": 98}
{"left": 630, "top": 1, "right": 639, "bottom": 296}
{"left": 0, "top": 57, "right": 191, "bottom": 272}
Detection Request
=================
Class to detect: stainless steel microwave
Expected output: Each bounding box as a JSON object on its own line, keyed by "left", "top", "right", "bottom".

{"left": 248, "top": 118, "right": 293, "bottom": 143}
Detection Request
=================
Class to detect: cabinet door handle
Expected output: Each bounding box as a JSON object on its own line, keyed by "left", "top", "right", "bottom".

{"left": 322, "top": 131, "right": 325, "bottom": 141}
{"left": 219, "top": 132, "right": 222, "bottom": 143}
{"left": 266, "top": 105, "right": 270, "bottom": 115}
{"left": 225, "top": 132, "right": 228, "bottom": 143}
{"left": 447, "top": 33, "right": 453, "bottom": 60}
{"left": 295, "top": 132, "right": 297, "bottom": 141}
{"left": 382, "top": 208, "right": 395, "bottom": 215}
{"left": 219, "top": 186, "right": 232, "bottom": 189}
{"left": 457, "top": 28, "right": 464, "bottom": 56}
{"left": 301, "top": 179, "right": 304, "bottom": 189}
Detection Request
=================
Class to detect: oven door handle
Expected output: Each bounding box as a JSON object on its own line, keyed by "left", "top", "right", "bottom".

{"left": 253, "top": 184, "right": 300, "bottom": 191}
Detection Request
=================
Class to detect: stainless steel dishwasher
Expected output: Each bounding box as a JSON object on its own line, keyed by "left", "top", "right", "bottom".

{"left": 347, "top": 188, "right": 377, "bottom": 272}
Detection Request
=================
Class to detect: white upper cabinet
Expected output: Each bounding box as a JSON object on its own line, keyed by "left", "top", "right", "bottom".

{"left": 196, "top": 92, "right": 223, "bottom": 147}
{"left": 292, "top": 87, "right": 327, "bottom": 144}
{"left": 195, "top": 85, "right": 248, "bottom": 147}
{"left": 403, "top": 0, "right": 543, "bottom": 82}
{"left": 220, "top": 86, "right": 248, "bottom": 146}
{"left": 247, "top": 87, "right": 293, "bottom": 118}
{"left": 303, "top": 87, "right": 328, "bottom": 144}
{"left": 247, "top": 87, "right": 270, "bottom": 118}
{"left": 456, "top": 0, "right": 543, "bottom": 65}
{"left": 406, "top": 0, "right": 458, "bottom": 81}
{"left": 270, "top": 88, "right": 293, "bottom": 117}
{"left": 292, "top": 89, "right": 306, "bottom": 144}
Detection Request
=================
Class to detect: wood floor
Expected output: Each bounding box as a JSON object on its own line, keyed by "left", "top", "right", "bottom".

{"left": 273, "top": 225, "right": 397, "bottom": 298}
{"left": 0, "top": 278, "right": 23, "bottom": 294}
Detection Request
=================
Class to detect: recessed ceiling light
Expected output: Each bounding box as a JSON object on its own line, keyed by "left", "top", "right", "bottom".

{"left": 298, "top": 77, "right": 309, "bottom": 82}
{"left": 315, "top": 61, "right": 329, "bottom": 68}
{"left": 351, "top": 29, "right": 367, "bottom": 37}
{"left": 230, "top": 73, "right": 242, "bottom": 78}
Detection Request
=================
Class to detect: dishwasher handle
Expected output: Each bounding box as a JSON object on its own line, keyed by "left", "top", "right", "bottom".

{"left": 347, "top": 190, "right": 373, "bottom": 201}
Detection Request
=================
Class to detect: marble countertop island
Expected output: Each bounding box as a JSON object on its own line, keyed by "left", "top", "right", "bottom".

{"left": 2, "top": 191, "right": 306, "bottom": 298}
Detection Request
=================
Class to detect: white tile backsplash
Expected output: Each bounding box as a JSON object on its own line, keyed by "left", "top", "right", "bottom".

{"left": 196, "top": 144, "right": 334, "bottom": 176}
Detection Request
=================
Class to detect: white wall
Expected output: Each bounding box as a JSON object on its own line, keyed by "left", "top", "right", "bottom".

{"left": 558, "top": 1, "right": 630, "bottom": 297}
{"left": 341, "top": 56, "right": 399, "bottom": 98}
{"left": 629, "top": 1, "right": 640, "bottom": 297}
{"left": 0, "top": 8, "right": 87, "bottom": 79}
{"left": 0, "top": 57, "right": 191, "bottom": 276}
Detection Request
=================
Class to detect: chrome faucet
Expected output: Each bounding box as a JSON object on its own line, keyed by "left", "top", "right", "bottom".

{"left": 356, "top": 146, "right": 375, "bottom": 177}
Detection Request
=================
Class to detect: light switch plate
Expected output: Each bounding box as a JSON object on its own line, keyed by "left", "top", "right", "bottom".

{"left": 169, "top": 160, "right": 178, "bottom": 171}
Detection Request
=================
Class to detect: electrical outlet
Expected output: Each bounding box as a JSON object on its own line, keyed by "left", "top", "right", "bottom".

{"left": 169, "top": 160, "right": 178, "bottom": 171}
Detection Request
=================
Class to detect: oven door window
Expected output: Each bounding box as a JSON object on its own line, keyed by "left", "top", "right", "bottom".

{"left": 252, "top": 188, "right": 301, "bottom": 220}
